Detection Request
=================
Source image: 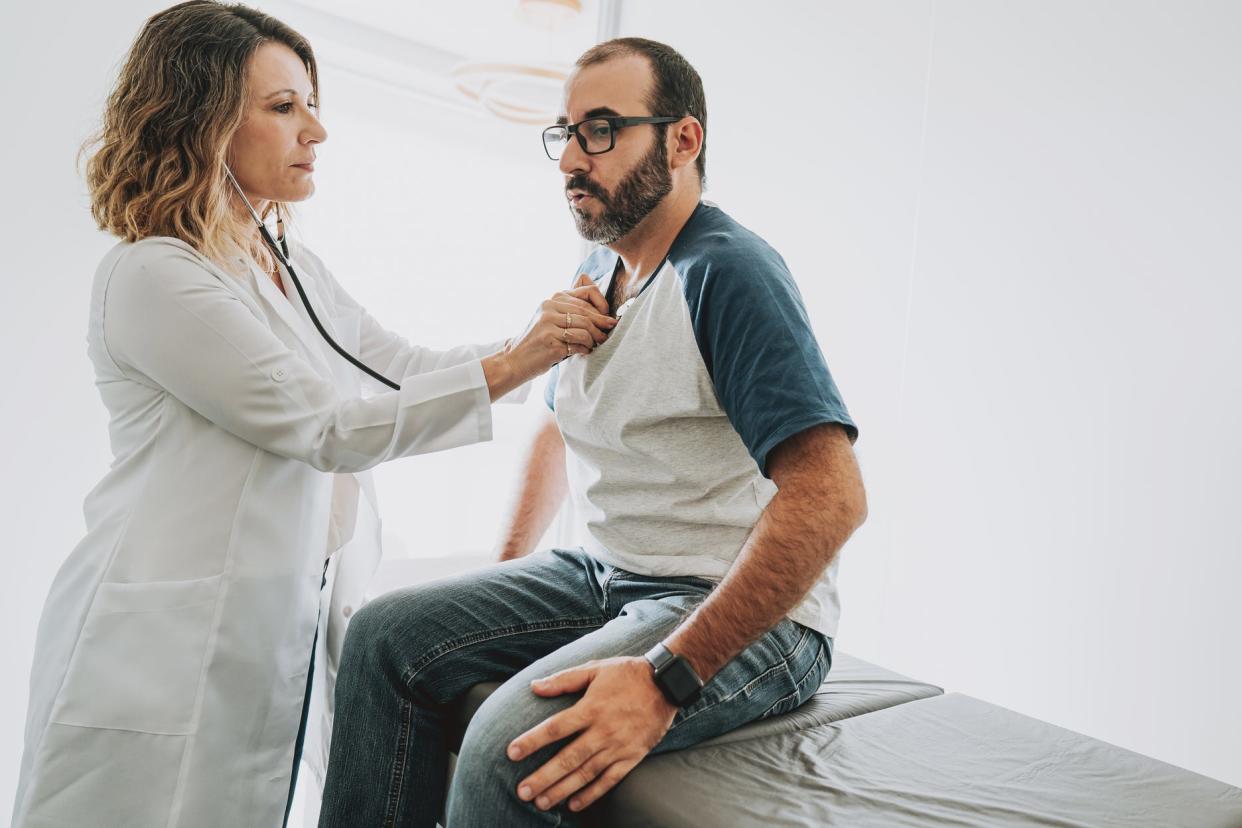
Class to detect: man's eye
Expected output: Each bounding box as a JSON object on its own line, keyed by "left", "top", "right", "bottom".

{"left": 589, "top": 125, "right": 611, "bottom": 139}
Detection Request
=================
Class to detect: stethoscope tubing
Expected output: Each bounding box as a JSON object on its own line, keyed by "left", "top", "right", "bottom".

{"left": 258, "top": 223, "right": 401, "bottom": 391}
{"left": 224, "top": 166, "right": 400, "bottom": 391}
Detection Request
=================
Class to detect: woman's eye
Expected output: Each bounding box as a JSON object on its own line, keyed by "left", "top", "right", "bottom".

{"left": 274, "top": 101, "right": 318, "bottom": 113}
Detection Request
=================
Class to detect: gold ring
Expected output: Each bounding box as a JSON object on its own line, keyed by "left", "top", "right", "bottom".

{"left": 562, "top": 328, "right": 569, "bottom": 342}
{"left": 566, "top": 312, "right": 572, "bottom": 328}
{"left": 566, "top": 343, "right": 571, "bottom": 356}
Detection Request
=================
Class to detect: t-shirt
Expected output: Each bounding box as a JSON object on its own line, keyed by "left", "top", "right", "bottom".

{"left": 546, "top": 201, "right": 857, "bottom": 637}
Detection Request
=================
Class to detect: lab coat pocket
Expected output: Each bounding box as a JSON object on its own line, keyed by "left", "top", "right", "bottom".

{"left": 50, "top": 574, "right": 224, "bottom": 735}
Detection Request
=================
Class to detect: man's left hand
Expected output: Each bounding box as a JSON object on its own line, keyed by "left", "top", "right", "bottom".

{"left": 507, "top": 656, "right": 678, "bottom": 813}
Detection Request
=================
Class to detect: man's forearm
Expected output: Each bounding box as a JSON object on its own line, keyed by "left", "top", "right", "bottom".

{"left": 663, "top": 424, "right": 866, "bottom": 682}
{"left": 495, "top": 411, "right": 569, "bottom": 560}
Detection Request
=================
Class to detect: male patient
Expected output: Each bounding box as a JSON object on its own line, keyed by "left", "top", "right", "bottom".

{"left": 318, "top": 37, "right": 866, "bottom": 827}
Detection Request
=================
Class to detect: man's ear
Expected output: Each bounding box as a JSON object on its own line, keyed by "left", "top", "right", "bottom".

{"left": 669, "top": 116, "right": 704, "bottom": 173}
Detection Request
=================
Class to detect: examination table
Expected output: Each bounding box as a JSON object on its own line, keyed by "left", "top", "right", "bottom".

{"left": 447, "top": 652, "right": 1242, "bottom": 827}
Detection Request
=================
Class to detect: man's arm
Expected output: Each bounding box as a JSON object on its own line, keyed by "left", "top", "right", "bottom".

{"left": 506, "top": 422, "right": 866, "bottom": 814}
{"left": 664, "top": 421, "right": 867, "bottom": 680}
{"left": 494, "top": 409, "right": 568, "bottom": 561}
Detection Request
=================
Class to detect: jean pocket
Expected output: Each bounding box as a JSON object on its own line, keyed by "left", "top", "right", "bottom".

{"left": 670, "top": 574, "right": 719, "bottom": 594}
{"left": 50, "top": 575, "right": 223, "bottom": 735}
{"left": 756, "top": 630, "right": 829, "bottom": 720}
{"left": 758, "top": 680, "right": 804, "bottom": 719}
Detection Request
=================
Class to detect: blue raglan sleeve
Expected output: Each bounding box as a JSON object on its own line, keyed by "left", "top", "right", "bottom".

{"left": 684, "top": 252, "right": 857, "bottom": 477}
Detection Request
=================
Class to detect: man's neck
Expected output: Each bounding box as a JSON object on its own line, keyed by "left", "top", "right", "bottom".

{"left": 609, "top": 186, "right": 701, "bottom": 287}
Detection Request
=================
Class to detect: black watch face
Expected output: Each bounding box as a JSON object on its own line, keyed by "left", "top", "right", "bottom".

{"left": 660, "top": 658, "right": 704, "bottom": 706}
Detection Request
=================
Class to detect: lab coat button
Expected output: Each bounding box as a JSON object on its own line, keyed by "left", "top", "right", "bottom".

{"left": 342, "top": 605, "right": 353, "bottom": 618}
{"left": 272, "top": 367, "right": 288, "bottom": 382}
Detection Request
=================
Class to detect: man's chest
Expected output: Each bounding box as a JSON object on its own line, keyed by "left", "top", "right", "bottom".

{"left": 559, "top": 271, "right": 722, "bottom": 425}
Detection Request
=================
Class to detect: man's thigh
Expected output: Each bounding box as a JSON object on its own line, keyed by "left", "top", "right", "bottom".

{"left": 348, "top": 547, "right": 611, "bottom": 705}
{"left": 456, "top": 581, "right": 829, "bottom": 764}
{"left": 503, "top": 584, "right": 831, "bottom": 755}
{"left": 451, "top": 589, "right": 707, "bottom": 799}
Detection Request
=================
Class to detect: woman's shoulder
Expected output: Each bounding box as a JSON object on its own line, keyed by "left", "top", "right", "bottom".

{"left": 104, "top": 235, "right": 213, "bottom": 270}
{"left": 95, "top": 236, "right": 249, "bottom": 313}
{"left": 100, "top": 233, "right": 331, "bottom": 295}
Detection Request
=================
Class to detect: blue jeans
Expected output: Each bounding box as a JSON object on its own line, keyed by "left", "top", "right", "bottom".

{"left": 318, "top": 548, "right": 831, "bottom": 827}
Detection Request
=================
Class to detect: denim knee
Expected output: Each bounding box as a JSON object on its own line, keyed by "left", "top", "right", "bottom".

{"left": 339, "top": 589, "right": 437, "bottom": 699}
{"left": 451, "top": 679, "right": 574, "bottom": 811}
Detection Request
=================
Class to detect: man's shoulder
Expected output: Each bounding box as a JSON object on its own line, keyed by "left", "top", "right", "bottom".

{"left": 667, "top": 203, "right": 796, "bottom": 310}
{"left": 668, "top": 203, "right": 791, "bottom": 286}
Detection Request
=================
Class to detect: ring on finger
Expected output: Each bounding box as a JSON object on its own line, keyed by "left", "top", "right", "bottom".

{"left": 562, "top": 328, "right": 570, "bottom": 342}
{"left": 566, "top": 312, "right": 572, "bottom": 328}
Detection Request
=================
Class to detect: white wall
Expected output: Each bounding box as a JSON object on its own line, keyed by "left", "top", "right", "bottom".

{"left": 3, "top": 0, "right": 1239, "bottom": 815}
{"left": 620, "top": 0, "right": 1242, "bottom": 788}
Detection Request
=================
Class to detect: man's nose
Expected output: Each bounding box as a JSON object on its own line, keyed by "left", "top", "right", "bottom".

{"left": 558, "top": 135, "right": 588, "bottom": 177}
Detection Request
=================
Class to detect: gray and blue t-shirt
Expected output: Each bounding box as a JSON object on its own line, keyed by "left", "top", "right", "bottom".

{"left": 546, "top": 202, "right": 857, "bottom": 637}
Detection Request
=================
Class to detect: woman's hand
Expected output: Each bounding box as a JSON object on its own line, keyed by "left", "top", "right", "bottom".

{"left": 482, "top": 275, "right": 616, "bottom": 401}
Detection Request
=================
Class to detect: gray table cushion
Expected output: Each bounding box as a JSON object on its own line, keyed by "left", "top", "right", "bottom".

{"left": 449, "top": 650, "right": 943, "bottom": 754}
{"left": 691, "top": 650, "right": 944, "bottom": 749}
{"left": 600, "top": 692, "right": 1242, "bottom": 828}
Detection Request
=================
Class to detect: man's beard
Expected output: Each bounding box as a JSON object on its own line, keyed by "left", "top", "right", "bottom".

{"left": 566, "top": 137, "right": 672, "bottom": 245}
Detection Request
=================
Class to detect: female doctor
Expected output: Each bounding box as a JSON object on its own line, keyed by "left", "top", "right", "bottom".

{"left": 11, "top": 2, "right": 615, "bottom": 826}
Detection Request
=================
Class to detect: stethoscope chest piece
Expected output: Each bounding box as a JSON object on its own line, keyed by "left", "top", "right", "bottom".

{"left": 615, "top": 297, "right": 637, "bottom": 319}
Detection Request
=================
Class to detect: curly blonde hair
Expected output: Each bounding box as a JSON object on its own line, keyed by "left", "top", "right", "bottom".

{"left": 82, "top": 0, "right": 318, "bottom": 272}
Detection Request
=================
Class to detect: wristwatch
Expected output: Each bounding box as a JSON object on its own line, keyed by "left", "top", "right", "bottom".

{"left": 644, "top": 642, "right": 704, "bottom": 707}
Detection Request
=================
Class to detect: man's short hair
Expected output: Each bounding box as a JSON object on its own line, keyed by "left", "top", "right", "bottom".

{"left": 576, "top": 37, "right": 708, "bottom": 186}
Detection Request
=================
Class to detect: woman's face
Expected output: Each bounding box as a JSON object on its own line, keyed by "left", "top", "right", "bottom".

{"left": 228, "top": 42, "right": 327, "bottom": 208}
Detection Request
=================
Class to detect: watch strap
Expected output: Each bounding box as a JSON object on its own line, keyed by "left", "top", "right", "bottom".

{"left": 644, "top": 642, "right": 675, "bottom": 672}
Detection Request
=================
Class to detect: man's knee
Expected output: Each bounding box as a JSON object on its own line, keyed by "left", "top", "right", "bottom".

{"left": 340, "top": 587, "right": 439, "bottom": 692}
{"left": 453, "top": 677, "right": 576, "bottom": 793}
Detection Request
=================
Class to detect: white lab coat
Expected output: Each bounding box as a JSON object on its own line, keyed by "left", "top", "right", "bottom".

{"left": 12, "top": 236, "right": 516, "bottom": 827}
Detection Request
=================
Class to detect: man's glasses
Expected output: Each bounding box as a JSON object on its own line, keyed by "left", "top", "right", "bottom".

{"left": 542, "top": 115, "right": 682, "bottom": 161}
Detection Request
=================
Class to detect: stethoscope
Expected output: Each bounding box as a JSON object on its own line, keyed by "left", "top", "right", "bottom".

{"left": 224, "top": 167, "right": 401, "bottom": 391}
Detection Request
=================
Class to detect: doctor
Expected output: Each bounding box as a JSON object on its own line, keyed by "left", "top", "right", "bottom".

{"left": 11, "top": 2, "right": 615, "bottom": 826}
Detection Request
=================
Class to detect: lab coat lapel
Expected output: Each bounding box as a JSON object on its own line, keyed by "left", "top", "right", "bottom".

{"left": 253, "top": 260, "right": 335, "bottom": 378}
{"left": 282, "top": 262, "right": 361, "bottom": 390}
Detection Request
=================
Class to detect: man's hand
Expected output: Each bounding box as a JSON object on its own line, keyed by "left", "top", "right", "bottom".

{"left": 507, "top": 657, "right": 677, "bottom": 813}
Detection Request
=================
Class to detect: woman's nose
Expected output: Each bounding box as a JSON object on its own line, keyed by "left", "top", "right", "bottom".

{"left": 304, "top": 113, "right": 327, "bottom": 145}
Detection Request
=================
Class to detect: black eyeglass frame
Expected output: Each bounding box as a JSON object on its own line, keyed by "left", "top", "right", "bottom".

{"left": 542, "top": 115, "right": 683, "bottom": 160}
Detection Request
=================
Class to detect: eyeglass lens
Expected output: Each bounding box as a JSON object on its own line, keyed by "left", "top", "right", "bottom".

{"left": 543, "top": 118, "right": 614, "bottom": 160}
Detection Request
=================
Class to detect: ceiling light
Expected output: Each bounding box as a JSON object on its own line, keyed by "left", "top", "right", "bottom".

{"left": 515, "top": 0, "right": 582, "bottom": 31}
{"left": 451, "top": 62, "right": 568, "bottom": 125}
